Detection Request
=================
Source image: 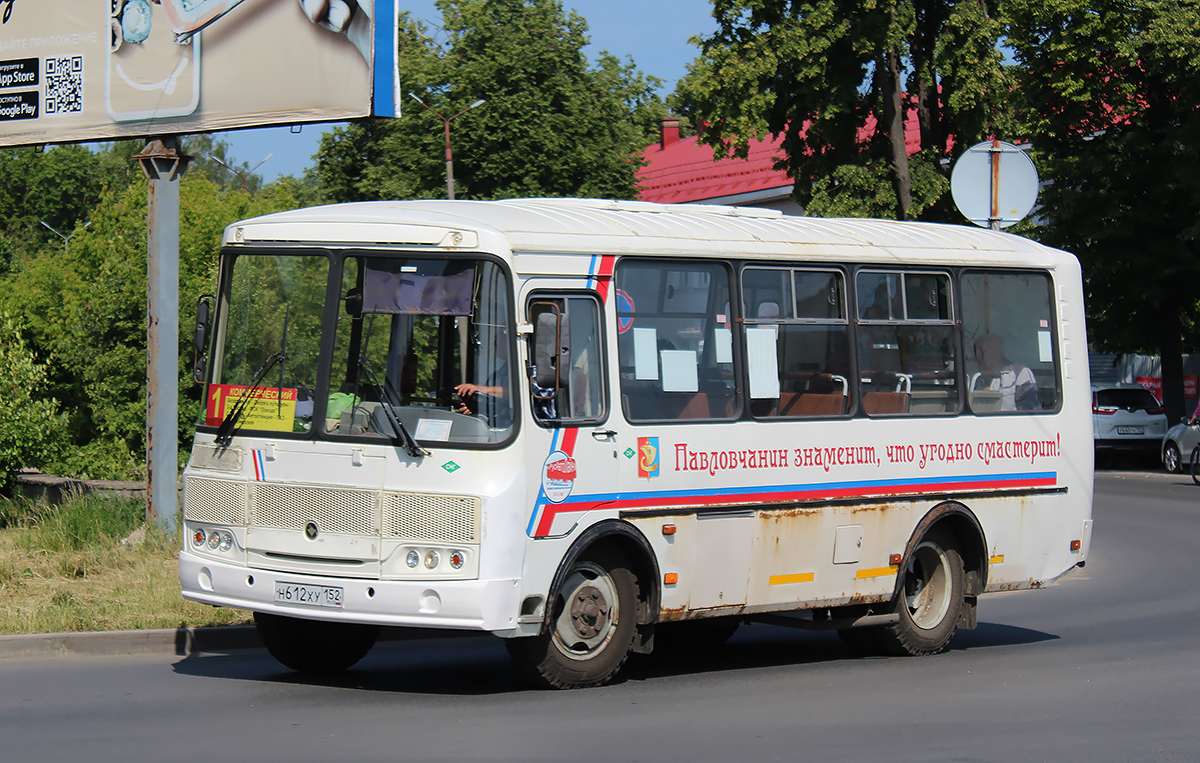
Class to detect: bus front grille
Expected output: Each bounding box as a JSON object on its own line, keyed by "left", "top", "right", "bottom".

{"left": 184, "top": 476, "right": 481, "bottom": 544}
{"left": 183, "top": 477, "right": 249, "bottom": 525}
{"left": 383, "top": 492, "right": 480, "bottom": 544}
{"left": 252, "top": 483, "right": 379, "bottom": 535}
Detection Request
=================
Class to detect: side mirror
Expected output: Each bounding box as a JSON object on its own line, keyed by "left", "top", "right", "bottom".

{"left": 193, "top": 294, "right": 213, "bottom": 384}
{"left": 532, "top": 305, "right": 569, "bottom": 394}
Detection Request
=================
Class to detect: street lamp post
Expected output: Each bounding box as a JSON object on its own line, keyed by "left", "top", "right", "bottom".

{"left": 40, "top": 219, "right": 91, "bottom": 253}
{"left": 409, "top": 93, "right": 486, "bottom": 200}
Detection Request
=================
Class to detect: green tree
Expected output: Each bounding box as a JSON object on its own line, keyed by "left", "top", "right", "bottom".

{"left": 0, "top": 314, "right": 66, "bottom": 492}
{"left": 0, "top": 144, "right": 133, "bottom": 274}
{"left": 679, "top": 0, "right": 1014, "bottom": 220}
{"left": 0, "top": 172, "right": 306, "bottom": 479}
{"left": 315, "top": 0, "right": 663, "bottom": 203}
{"left": 1007, "top": 0, "right": 1200, "bottom": 421}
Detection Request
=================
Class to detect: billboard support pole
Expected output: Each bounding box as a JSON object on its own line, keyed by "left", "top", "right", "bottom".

{"left": 135, "top": 138, "right": 190, "bottom": 529}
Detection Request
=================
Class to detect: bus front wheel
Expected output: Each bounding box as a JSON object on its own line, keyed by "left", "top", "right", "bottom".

{"left": 875, "top": 529, "right": 965, "bottom": 657}
{"left": 253, "top": 611, "right": 380, "bottom": 673}
{"left": 507, "top": 550, "right": 638, "bottom": 689}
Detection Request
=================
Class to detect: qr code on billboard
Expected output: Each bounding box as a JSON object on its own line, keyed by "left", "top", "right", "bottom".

{"left": 45, "top": 55, "right": 84, "bottom": 116}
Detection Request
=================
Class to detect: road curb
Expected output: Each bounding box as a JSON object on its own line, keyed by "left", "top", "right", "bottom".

{"left": 0, "top": 625, "right": 262, "bottom": 660}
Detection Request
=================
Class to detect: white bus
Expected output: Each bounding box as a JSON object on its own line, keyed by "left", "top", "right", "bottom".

{"left": 180, "top": 198, "right": 1093, "bottom": 688}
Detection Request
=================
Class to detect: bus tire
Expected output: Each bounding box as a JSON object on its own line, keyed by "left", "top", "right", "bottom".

{"left": 874, "top": 528, "right": 965, "bottom": 657}
{"left": 253, "top": 611, "right": 380, "bottom": 674}
{"left": 506, "top": 549, "right": 637, "bottom": 689}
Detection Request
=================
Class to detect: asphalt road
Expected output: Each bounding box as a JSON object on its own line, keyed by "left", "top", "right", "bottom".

{"left": 2, "top": 469, "right": 1198, "bottom": 762}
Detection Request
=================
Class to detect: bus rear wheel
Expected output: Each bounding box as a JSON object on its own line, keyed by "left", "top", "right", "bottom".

{"left": 874, "top": 529, "right": 965, "bottom": 657}
{"left": 253, "top": 612, "right": 380, "bottom": 674}
{"left": 507, "top": 550, "right": 637, "bottom": 689}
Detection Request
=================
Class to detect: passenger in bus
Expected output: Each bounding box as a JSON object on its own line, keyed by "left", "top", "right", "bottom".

{"left": 974, "top": 333, "right": 1039, "bottom": 411}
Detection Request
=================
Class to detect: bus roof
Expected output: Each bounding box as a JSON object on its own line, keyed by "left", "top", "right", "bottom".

{"left": 222, "top": 198, "right": 1066, "bottom": 268}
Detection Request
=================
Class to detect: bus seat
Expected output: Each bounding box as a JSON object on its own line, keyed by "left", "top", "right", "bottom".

{"left": 798, "top": 392, "right": 846, "bottom": 416}
{"left": 909, "top": 390, "right": 952, "bottom": 413}
{"left": 778, "top": 392, "right": 845, "bottom": 416}
{"left": 678, "top": 393, "right": 711, "bottom": 419}
{"left": 969, "top": 390, "right": 1003, "bottom": 412}
{"left": 863, "top": 391, "right": 909, "bottom": 414}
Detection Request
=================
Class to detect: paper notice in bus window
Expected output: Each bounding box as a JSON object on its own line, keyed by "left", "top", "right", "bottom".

{"left": 415, "top": 419, "right": 452, "bottom": 441}
{"left": 746, "top": 327, "right": 781, "bottom": 399}
{"left": 205, "top": 385, "right": 296, "bottom": 431}
{"left": 661, "top": 350, "right": 699, "bottom": 392}
{"left": 1038, "top": 330, "right": 1053, "bottom": 363}
{"left": 634, "top": 328, "right": 659, "bottom": 380}
{"left": 714, "top": 327, "right": 733, "bottom": 364}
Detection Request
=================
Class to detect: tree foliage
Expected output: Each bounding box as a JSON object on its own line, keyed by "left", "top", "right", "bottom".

{"left": 315, "top": 0, "right": 665, "bottom": 203}
{"left": 0, "top": 145, "right": 306, "bottom": 479}
{"left": 0, "top": 314, "right": 67, "bottom": 492}
{"left": 1007, "top": 0, "right": 1200, "bottom": 420}
{"left": 679, "top": 0, "right": 1014, "bottom": 220}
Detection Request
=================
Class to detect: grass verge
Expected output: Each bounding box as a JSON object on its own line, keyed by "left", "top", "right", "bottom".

{"left": 0, "top": 493, "right": 250, "bottom": 635}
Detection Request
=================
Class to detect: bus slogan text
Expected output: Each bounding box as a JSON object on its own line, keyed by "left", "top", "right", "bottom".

{"left": 673, "top": 433, "right": 1061, "bottom": 477}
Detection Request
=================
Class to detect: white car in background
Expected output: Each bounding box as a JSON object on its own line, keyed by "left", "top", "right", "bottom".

{"left": 1162, "top": 417, "right": 1200, "bottom": 473}
{"left": 1092, "top": 383, "right": 1168, "bottom": 464}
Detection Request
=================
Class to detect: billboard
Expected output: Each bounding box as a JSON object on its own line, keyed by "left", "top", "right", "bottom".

{"left": 0, "top": 0, "right": 399, "bottom": 147}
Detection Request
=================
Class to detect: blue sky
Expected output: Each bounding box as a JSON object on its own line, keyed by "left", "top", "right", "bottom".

{"left": 218, "top": 1, "right": 717, "bottom": 182}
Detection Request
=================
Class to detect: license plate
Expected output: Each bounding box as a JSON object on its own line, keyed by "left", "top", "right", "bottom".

{"left": 1116, "top": 426, "right": 1144, "bottom": 435}
{"left": 274, "top": 581, "right": 343, "bottom": 609}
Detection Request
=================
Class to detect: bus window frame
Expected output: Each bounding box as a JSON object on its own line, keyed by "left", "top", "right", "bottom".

{"left": 322, "top": 249, "right": 521, "bottom": 451}
{"left": 525, "top": 290, "right": 610, "bottom": 429}
{"left": 615, "top": 257, "right": 741, "bottom": 425}
{"left": 739, "top": 263, "right": 854, "bottom": 421}
{"left": 959, "top": 267, "right": 1063, "bottom": 416}
{"left": 852, "top": 267, "right": 960, "bottom": 418}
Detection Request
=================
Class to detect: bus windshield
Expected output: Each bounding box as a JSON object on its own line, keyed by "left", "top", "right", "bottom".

{"left": 204, "top": 251, "right": 515, "bottom": 446}
{"left": 331, "top": 255, "right": 515, "bottom": 446}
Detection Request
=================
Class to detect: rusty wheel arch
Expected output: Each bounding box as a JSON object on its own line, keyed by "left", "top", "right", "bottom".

{"left": 541, "top": 519, "right": 661, "bottom": 648}
{"left": 891, "top": 500, "right": 988, "bottom": 604}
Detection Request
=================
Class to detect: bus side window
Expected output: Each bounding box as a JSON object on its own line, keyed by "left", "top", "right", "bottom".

{"left": 855, "top": 270, "right": 957, "bottom": 417}
{"left": 615, "top": 260, "right": 738, "bottom": 423}
{"left": 527, "top": 294, "right": 606, "bottom": 426}
{"left": 961, "top": 271, "right": 1060, "bottom": 414}
{"left": 742, "top": 266, "right": 851, "bottom": 419}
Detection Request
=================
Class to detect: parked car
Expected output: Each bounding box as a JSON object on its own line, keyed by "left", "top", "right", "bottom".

{"left": 1092, "top": 383, "right": 1168, "bottom": 463}
{"left": 1162, "top": 416, "right": 1200, "bottom": 472}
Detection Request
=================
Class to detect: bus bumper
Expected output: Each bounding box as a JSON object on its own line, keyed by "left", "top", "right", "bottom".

{"left": 180, "top": 550, "right": 521, "bottom": 632}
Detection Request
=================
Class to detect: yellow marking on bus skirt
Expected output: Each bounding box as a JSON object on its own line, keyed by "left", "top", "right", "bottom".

{"left": 856, "top": 565, "right": 899, "bottom": 579}
{"left": 989, "top": 555, "right": 1005, "bottom": 564}
{"left": 768, "top": 572, "right": 815, "bottom": 586}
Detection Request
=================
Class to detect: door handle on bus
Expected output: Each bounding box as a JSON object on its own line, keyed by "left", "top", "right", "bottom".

{"left": 591, "top": 429, "right": 617, "bottom": 440}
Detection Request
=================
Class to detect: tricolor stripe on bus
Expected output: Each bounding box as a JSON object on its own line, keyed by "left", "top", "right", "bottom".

{"left": 529, "top": 471, "right": 1057, "bottom": 538}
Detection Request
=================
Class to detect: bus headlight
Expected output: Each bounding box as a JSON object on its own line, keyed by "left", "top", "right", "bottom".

{"left": 207, "top": 531, "right": 221, "bottom": 550}
{"left": 424, "top": 550, "right": 440, "bottom": 569}
{"left": 218, "top": 532, "right": 233, "bottom": 552}
{"left": 406, "top": 550, "right": 420, "bottom": 568}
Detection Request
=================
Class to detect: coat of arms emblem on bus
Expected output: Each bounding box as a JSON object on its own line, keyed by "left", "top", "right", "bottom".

{"left": 542, "top": 450, "right": 577, "bottom": 503}
{"left": 637, "top": 436, "right": 659, "bottom": 479}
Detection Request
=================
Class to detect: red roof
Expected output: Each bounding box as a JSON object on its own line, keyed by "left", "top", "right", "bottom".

{"left": 637, "top": 130, "right": 792, "bottom": 204}
{"left": 637, "top": 115, "right": 925, "bottom": 205}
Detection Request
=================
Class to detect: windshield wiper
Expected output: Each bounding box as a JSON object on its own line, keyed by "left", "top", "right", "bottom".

{"left": 214, "top": 307, "right": 289, "bottom": 446}
{"left": 356, "top": 357, "right": 427, "bottom": 459}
